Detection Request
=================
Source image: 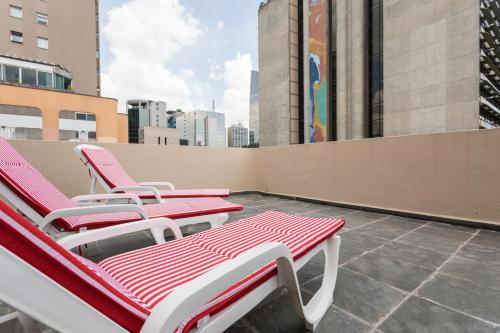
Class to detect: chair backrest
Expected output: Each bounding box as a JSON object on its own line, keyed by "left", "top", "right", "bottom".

{"left": 78, "top": 145, "right": 138, "bottom": 189}
{"left": 0, "top": 138, "right": 80, "bottom": 230}
{"left": 0, "top": 199, "right": 149, "bottom": 332}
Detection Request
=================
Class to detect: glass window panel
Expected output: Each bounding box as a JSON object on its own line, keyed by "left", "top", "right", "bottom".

{"left": 9, "top": 6, "right": 22, "bottom": 18}
{"left": 21, "top": 68, "right": 36, "bottom": 85}
{"left": 37, "top": 13, "right": 48, "bottom": 25}
{"left": 64, "top": 77, "right": 72, "bottom": 90}
{"left": 55, "top": 75, "right": 64, "bottom": 89}
{"left": 37, "top": 37, "right": 49, "bottom": 49}
{"left": 37, "top": 71, "right": 52, "bottom": 88}
{"left": 10, "top": 31, "right": 23, "bottom": 43}
{"left": 76, "top": 113, "right": 87, "bottom": 120}
{"left": 4, "top": 65, "right": 20, "bottom": 83}
{"left": 87, "top": 114, "right": 96, "bottom": 121}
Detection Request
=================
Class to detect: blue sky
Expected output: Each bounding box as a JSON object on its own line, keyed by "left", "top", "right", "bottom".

{"left": 99, "top": 0, "right": 262, "bottom": 125}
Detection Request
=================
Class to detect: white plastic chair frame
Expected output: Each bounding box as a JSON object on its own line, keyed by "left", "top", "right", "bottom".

{"left": 0, "top": 217, "right": 341, "bottom": 333}
{"left": 75, "top": 144, "right": 176, "bottom": 204}
{"left": 0, "top": 180, "right": 228, "bottom": 244}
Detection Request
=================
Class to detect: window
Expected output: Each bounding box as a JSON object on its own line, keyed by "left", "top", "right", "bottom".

{"left": 10, "top": 31, "right": 23, "bottom": 43}
{"left": 55, "top": 74, "right": 64, "bottom": 89}
{"left": 76, "top": 113, "right": 87, "bottom": 120}
{"left": 158, "top": 137, "right": 161, "bottom": 145}
{"left": 37, "top": 37, "right": 48, "bottom": 49}
{"left": 4, "top": 65, "right": 20, "bottom": 83}
{"left": 164, "top": 137, "right": 167, "bottom": 145}
{"left": 36, "top": 13, "right": 48, "bottom": 25}
{"left": 9, "top": 5, "right": 22, "bottom": 18}
{"left": 21, "top": 68, "right": 36, "bottom": 85}
{"left": 37, "top": 71, "right": 52, "bottom": 88}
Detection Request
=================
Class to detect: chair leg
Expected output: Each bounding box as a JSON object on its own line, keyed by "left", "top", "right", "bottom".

{"left": 302, "top": 235, "right": 341, "bottom": 331}
{"left": 208, "top": 213, "right": 229, "bottom": 229}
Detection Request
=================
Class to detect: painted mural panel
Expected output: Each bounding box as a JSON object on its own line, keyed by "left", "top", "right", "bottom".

{"left": 308, "top": 0, "right": 329, "bottom": 143}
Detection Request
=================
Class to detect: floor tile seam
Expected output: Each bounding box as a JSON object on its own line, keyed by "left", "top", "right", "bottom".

{"left": 466, "top": 241, "right": 500, "bottom": 252}
{"left": 369, "top": 229, "right": 480, "bottom": 333}
{"left": 340, "top": 215, "right": 392, "bottom": 233}
{"left": 340, "top": 223, "right": 431, "bottom": 268}
{"left": 417, "top": 295, "right": 500, "bottom": 327}
{"left": 435, "top": 270, "right": 500, "bottom": 292}
{"left": 331, "top": 304, "right": 377, "bottom": 330}
{"left": 341, "top": 267, "right": 409, "bottom": 295}
{"left": 361, "top": 251, "right": 441, "bottom": 272}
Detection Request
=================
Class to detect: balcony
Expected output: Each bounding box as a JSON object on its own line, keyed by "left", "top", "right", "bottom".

{"left": 1, "top": 128, "right": 500, "bottom": 332}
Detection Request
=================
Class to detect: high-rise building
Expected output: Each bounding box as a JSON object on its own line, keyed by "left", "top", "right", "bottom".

{"left": 177, "top": 110, "right": 226, "bottom": 147}
{"left": 0, "top": 0, "right": 100, "bottom": 96}
{"left": 167, "top": 109, "right": 184, "bottom": 128}
{"left": 249, "top": 70, "right": 260, "bottom": 145}
{"left": 258, "top": 0, "right": 494, "bottom": 146}
{"left": 227, "top": 123, "right": 249, "bottom": 148}
{"left": 127, "top": 100, "right": 168, "bottom": 144}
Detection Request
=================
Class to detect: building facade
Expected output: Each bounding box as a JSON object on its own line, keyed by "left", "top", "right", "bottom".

{"left": 177, "top": 110, "right": 226, "bottom": 147}
{"left": 0, "top": 83, "right": 128, "bottom": 143}
{"left": 139, "top": 127, "right": 179, "bottom": 146}
{"left": 227, "top": 123, "right": 249, "bottom": 148}
{"left": 127, "top": 100, "right": 168, "bottom": 144}
{"left": 249, "top": 70, "right": 260, "bottom": 145}
{"left": 0, "top": 0, "right": 100, "bottom": 95}
{"left": 258, "top": 0, "right": 493, "bottom": 146}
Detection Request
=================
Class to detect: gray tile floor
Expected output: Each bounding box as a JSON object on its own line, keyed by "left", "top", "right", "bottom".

{"left": 1, "top": 193, "right": 500, "bottom": 332}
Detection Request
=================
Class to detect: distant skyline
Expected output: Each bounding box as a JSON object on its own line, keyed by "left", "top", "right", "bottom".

{"left": 99, "top": 0, "right": 262, "bottom": 127}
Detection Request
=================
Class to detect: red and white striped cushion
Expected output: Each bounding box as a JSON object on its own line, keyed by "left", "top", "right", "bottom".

{"left": 99, "top": 211, "right": 345, "bottom": 331}
{"left": 76, "top": 197, "right": 242, "bottom": 230}
{"left": 133, "top": 188, "right": 231, "bottom": 199}
{"left": 0, "top": 139, "right": 241, "bottom": 231}
{"left": 0, "top": 138, "right": 81, "bottom": 229}
{"left": 0, "top": 200, "right": 150, "bottom": 332}
{"left": 81, "top": 147, "right": 231, "bottom": 198}
{"left": 81, "top": 147, "right": 137, "bottom": 188}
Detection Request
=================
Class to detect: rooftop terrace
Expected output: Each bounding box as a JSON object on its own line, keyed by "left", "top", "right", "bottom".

{"left": 1, "top": 128, "right": 500, "bottom": 332}
{"left": 2, "top": 193, "right": 499, "bottom": 332}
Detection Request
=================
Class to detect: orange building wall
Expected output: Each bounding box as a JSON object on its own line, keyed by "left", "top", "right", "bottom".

{"left": 0, "top": 84, "right": 127, "bottom": 143}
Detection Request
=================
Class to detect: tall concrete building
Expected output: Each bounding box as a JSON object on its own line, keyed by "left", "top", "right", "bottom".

{"left": 227, "top": 123, "right": 249, "bottom": 148}
{"left": 177, "top": 110, "right": 226, "bottom": 148}
{"left": 0, "top": 0, "right": 100, "bottom": 95}
{"left": 249, "top": 70, "right": 260, "bottom": 145}
{"left": 127, "top": 100, "right": 168, "bottom": 144}
{"left": 258, "top": 0, "right": 498, "bottom": 146}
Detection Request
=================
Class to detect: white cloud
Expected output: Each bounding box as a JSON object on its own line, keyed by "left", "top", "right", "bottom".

{"left": 207, "top": 59, "right": 223, "bottom": 81}
{"left": 101, "top": 0, "right": 204, "bottom": 113}
{"left": 217, "top": 20, "right": 225, "bottom": 31}
{"left": 220, "top": 53, "right": 253, "bottom": 127}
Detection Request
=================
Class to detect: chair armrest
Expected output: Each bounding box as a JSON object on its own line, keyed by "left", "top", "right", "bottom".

{"left": 138, "top": 182, "right": 176, "bottom": 190}
{"left": 39, "top": 204, "right": 149, "bottom": 231}
{"left": 71, "top": 193, "right": 143, "bottom": 206}
{"left": 57, "top": 217, "right": 183, "bottom": 250}
{"left": 141, "top": 242, "right": 296, "bottom": 333}
{"left": 111, "top": 186, "right": 163, "bottom": 203}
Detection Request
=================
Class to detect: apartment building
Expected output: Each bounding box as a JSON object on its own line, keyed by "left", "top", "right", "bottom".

{"left": 0, "top": 0, "right": 100, "bottom": 95}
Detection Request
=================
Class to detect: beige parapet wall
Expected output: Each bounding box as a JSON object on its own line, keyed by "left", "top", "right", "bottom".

{"left": 256, "top": 129, "right": 500, "bottom": 226}
{"left": 8, "top": 128, "right": 500, "bottom": 226}
{"left": 9, "top": 140, "right": 259, "bottom": 198}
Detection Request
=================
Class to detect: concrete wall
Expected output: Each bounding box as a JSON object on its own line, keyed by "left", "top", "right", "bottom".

{"left": 0, "top": 0, "right": 99, "bottom": 95}
{"left": 7, "top": 128, "right": 500, "bottom": 226}
{"left": 384, "top": 0, "right": 480, "bottom": 136}
{"left": 0, "top": 84, "right": 127, "bottom": 143}
{"left": 140, "top": 127, "right": 179, "bottom": 146}
{"left": 256, "top": 129, "right": 500, "bottom": 226}
{"left": 336, "top": 0, "right": 367, "bottom": 141}
{"left": 10, "top": 140, "right": 259, "bottom": 198}
{"left": 258, "top": 0, "right": 294, "bottom": 146}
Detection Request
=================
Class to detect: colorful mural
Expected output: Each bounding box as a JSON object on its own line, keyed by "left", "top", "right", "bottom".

{"left": 308, "top": 0, "right": 329, "bottom": 143}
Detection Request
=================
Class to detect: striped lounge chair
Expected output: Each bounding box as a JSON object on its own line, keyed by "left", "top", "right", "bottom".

{"left": 75, "top": 144, "right": 231, "bottom": 203}
{"left": 0, "top": 138, "right": 242, "bottom": 243}
{"left": 0, "top": 200, "right": 344, "bottom": 332}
